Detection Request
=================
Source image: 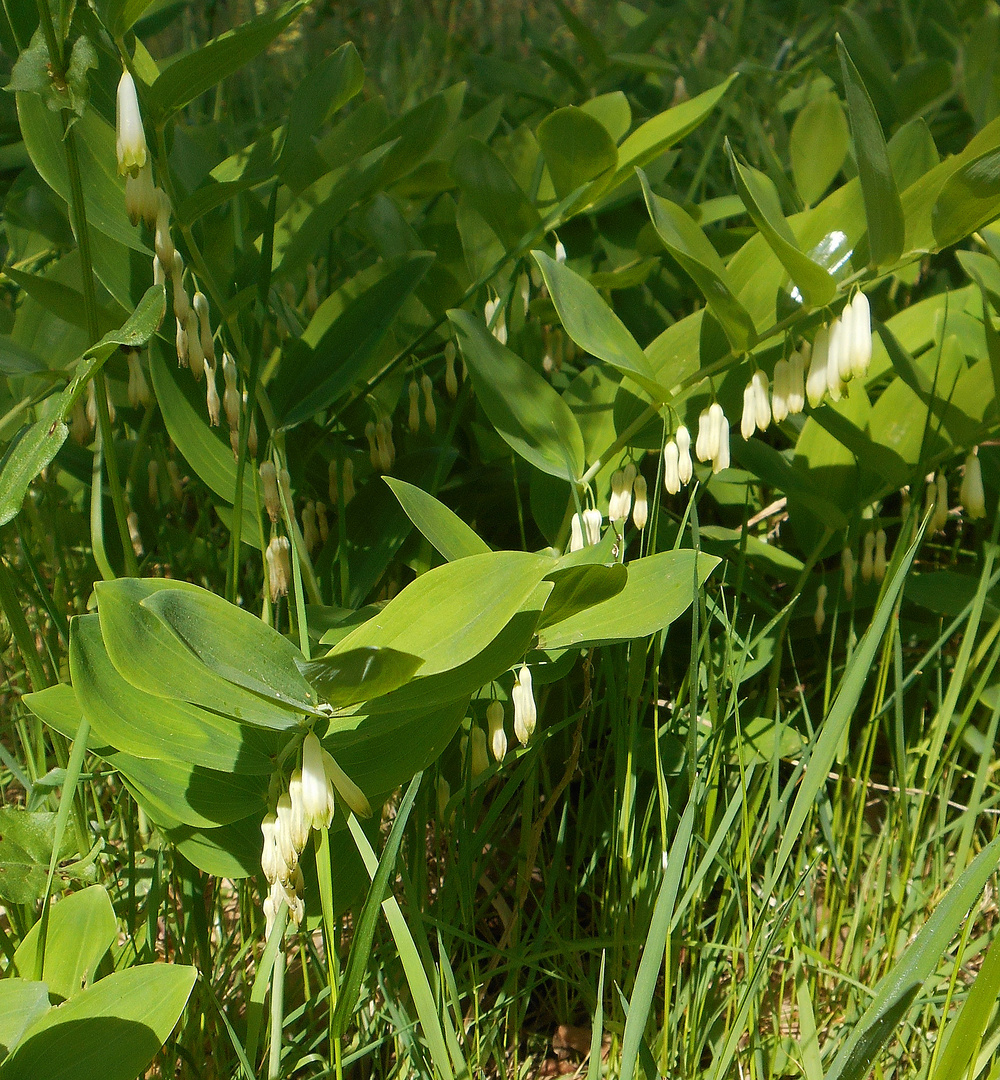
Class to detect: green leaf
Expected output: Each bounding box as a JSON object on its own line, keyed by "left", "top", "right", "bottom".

{"left": 0, "top": 418, "right": 68, "bottom": 529}
{"left": 531, "top": 250, "right": 663, "bottom": 397}
{"left": 790, "top": 92, "right": 850, "bottom": 206}
{"left": 825, "top": 837, "right": 1000, "bottom": 1080}
{"left": 148, "top": 347, "right": 261, "bottom": 544}
{"left": 332, "top": 775, "right": 422, "bottom": 1038}
{"left": 837, "top": 35, "right": 905, "bottom": 266}
{"left": 326, "top": 550, "right": 554, "bottom": 677}
{"left": 537, "top": 550, "right": 719, "bottom": 650}
{"left": 537, "top": 106, "right": 618, "bottom": 202}
{"left": 725, "top": 143, "right": 836, "bottom": 307}
{"left": 580, "top": 91, "right": 631, "bottom": 143}
{"left": 95, "top": 578, "right": 311, "bottom": 730}
{"left": 69, "top": 615, "right": 275, "bottom": 773}
{"left": 105, "top": 0, "right": 160, "bottom": 35}
{"left": 299, "top": 647, "right": 424, "bottom": 708}
{"left": 0, "top": 809, "right": 72, "bottom": 905}
{"left": 639, "top": 172, "right": 756, "bottom": 351}
{"left": 384, "top": 478, "right": 491, "bottom": 561}
{"left": 0, "top": 981, "right": 49, "bottom": 1058}
{"left": 607, "top": 74, "right": 735, "bottom": 191}
{"left": 13, "top": 885, "right": 116, "bottom": 1002}
{"left": 277, "top": 253, "right": 434, "bottom": 429}
{"left": 150, "top": 0, "right": 309, "bottom": 115}
{"left": 451, "top": 138, "right": 542, "bottom": 251}
{"left": 449, "top": 308, "right": 586, "bottom": 482}
{"left": 279, "top": 43, "right": 364, "bottom": 176}
{"left": 175, "top": 177, "right": 267, "bottom": 228}
{"left": 1, "top": 964, "right": 196, "bottom": 1080}
{"left": 538, "top": 563, "right": 628, "bottom": 630}
{"left": 932, "top": 146, "right": 1000, "bottom": 249}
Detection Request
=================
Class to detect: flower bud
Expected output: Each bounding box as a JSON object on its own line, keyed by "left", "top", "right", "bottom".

{"left": 175, "top": 318, "right": 188, "bottom": 368}
{"left": 171, "top": 252, "right": 190, "bottom": 323}
{"left": 512, "top": 664, "right": 536, "bottom": 746}
{"left": 126, "top": 350, "right": 152, "bottom": 408}
{"left": 835, "top": 311, "right": 854, "bottom": 382}
{"left": 555, "top": 239, "right": 567, "bottom": 263}
{"left": 266, "top": 536, "right": 292, "bottom": 602}
{"left": 154, "top": 199, "right": 174, "bottom": 267}
{"left": 222, "top": 353, "right": 240, "bottom": 432}
{"left": 316, "top": 501, "right": 329, "bottom": 543}
{"left": 125, "top": 162, "right": 156, "bottom": 227}
{"left": 861, "top": 531, "right": 875, "bottom": 583}
{"left": 962, "top": 450, "right": 986, "bottom": 520}
{"left": 468, "top": 724, "right": 489, "bottom": 778}
{"left": 186, "top": 308, "right": 204, "bottom": 378}
{"left": 934, "top": 471, "right": 949, "bottom": 532}
{"left": 167, "top": 460, "right": 183, "bottom": 502}
{"left": 632, "top": 475, "right": 648, "bottom": 530}
{"left": 841, "top": 546, "right": 855, "bottom": 600}
{"left": 323, "top": 748, "right": 371, "bottom": 817}
{"left": 305, "top": 263, "right": 319, "bottom": 317}
{"left": 492, "top": 309, "right": 507, "bottom": 345}
{"left": 826, "top": 317, "right": 846, "bottom": 401}
{"left": 274, "top": 793, "right": 299, "bottom": 875}
{"left": 873, "top": 528, "right": 887, "bottom": 583}
{"left": 147, "top": 459, "right": 159, "bottom": 505}
{"left": 422, "top": 374, "right": 437, "bottom": 432}
{"left": 376, "top": 419, "right": 394, "bottom": 472}
{"left": 286, "top": 769, "right": 311, "bottom": 854}
{"left": 445, "top": 341, "right": 459, "bottom": 399}
{"left": 204, "top": 360, "right": 220, "bottom": 426}
{"left": 193, "top": 291, "right": 215, "bottom": 368}
{"left": 695, "top": 408, "right": 711, "bottom": 462}
{"left": 752, "top": 370, "right": 770, "bottom": 431}
{"left": 127, "top": 510, "right": 143, "bottom": 557}
{"left": 116, "top": 70, "right": 147, "bottom": 176}
{"left": 712, "top": 406, "right": 730, "bottom": 474}
{"left": 436, "top": 775, "right": 452, "bottom": 824}
{"left": 302, "top": 501, "right": 319, "bottom": 554}
{"left": 814, "top": 583, "right": 827, "bottom": 634}
{"left": 583, "top": 508, "right": 602, "bottom": 546}
{"left": 519, "top": 272, "right": 531, "bottom": 316}
{"left": 663, "top": 440, "right": 680, "bottom": 495}
{"left": 850, "top": 291, "right": 872, "bottom": 377}
{"left": 772, "top": 358, "right": 790, "bottom": 423}
{"left": 260, "top": 812, "right": 282, "bottom": 885}
{"left": 787, "top": 348, "right": 806, "bottom": 414}
{"left": 153, "top": 254, "right": 165, "bottom": 288}
{"left": 487, "top": 700, "right": 507, "bottom": 762}
{"left": 675, "top": 425, "right": 692, "bottom": 484}
{"left": 408, "top": 378, "right": 420, "bottom": 433}
{"left": 569, "top": 513, "right": 584, "bottom": 552}
{"left": 741, "top": 381, "right": 757, "bottom": 441}
{"left": 806, "top": 326, "right": 829, "bottom": 408}
{"left": 301, "top": 732, "right": 335, "bottom": 830}
{"left": 260, "top": 462, "right": 280, "bottom": 522}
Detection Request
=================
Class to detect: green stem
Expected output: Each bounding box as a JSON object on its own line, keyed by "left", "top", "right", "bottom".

{"left": 0, "top": 553, "right": 48, "bottom": 691}
{"left": 268, "top": 944, "right": 285, "bottom": 1079}
{"left": 62, "top": 119, "right": 138, "bottom": 577}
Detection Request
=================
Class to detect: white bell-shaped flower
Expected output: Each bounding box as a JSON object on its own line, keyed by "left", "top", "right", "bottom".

{"left": 274, "top": 793, "right": 299, "bottom": 878}
{"left": 787, "top": 347, "right": 806, "bottom": 415}
{"left": 286, "top": 769, "right": 311, "bottom": 854}
{"left": 468, "top": 724, "right": 489, "bottom": 778}
{"left": 814, "top": 583, "right": 827, "bottom": 634}
{"left": 861, "top": 531, "right": 875, "bottom": 583}
{"left": 512, "top": 664, "right": 536, "bottom": 745}
{"left": 301, "top": 732, "right": 335, "bottom": 830}
{"left": 806, "top": 326, "right": 830, "bottom": 408}
{"left": 487, "top": 700, "right": 507, "bottom": 762}
{"left": 569, "top": 513, "right": 585, "bottom": 552}
{"left": 663, "top": 440, "right": 680, "bottom": 495}
{"left": 695, "top": 407, "right": 712, "bottom": 462}
{"left": 752, "top": 370, "right": 770, "bottom": 431}
{"left": 711, "top": 405, "right": 730, "bottom": 474}
{"left": 583, "top": 508, "right": 602, "bottom": 546}
{"left": 676, "top": 425, "right": 692, "bottom": 484}
{"left": 850, "top": 292, "right": 872, "bottom": 377}
{"left": 740, "top": 381, "right": 756, "bottom": 441}
{"left": 116, "top": 70, "right": 147, "bottom": 176}
{"left": 841, "top": 546, "right": 855, "bottom": 601}
{"left": 771, "top": 358, "right": 790, "bottom": 423}
{"left": 632, "top": 475, "right": 648, "bottom": 530}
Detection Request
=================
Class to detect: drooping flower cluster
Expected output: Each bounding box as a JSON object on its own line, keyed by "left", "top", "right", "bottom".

{"left": 569, "top": 507, "right": 603, "bottom": 552}
{"left": 925, "top": 471, "right": 950, "bottom": 533}
{"left": 484, "top": 295, "right": 507, "bottom": 344}
{"left": 740, "top": 370, "right": 771, "bottom": 440}
{"left": 512, "top": 664, "right": 536, "bottom": 745}
{"left": 260, "top": 733, "right": 371, "bottom": 937}
{"left": 365, "top": 418, "right": 395, "bottom": 473}
{"left": 609, "top": 464, "right": 636, "bottom": 523}
{"left": 663, "top": 425, "right": 693, "bottom": 494}
{"left": 805, "top": 292, "right": 873, "bottom": 409}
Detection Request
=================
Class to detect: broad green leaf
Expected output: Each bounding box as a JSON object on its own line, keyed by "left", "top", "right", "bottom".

{"left": 537, "top": 550, "right": 719, "bottom": 650}
{"left": 150, "top": 1, "right": 309, "bottom": 115}
{"left": 13, "top": 885, "right": 115, "bottom": 1002}
{"left": 148, "top": 347, "right": 261, "bottom": 544}
{"left": 531, "top": 250, "right": 663, "bottom": 397}
{"left": 384, "top": 477, "right": 491, "bottom": 561}
{"left": 837, "top": 35, "right": 904, "bottom": 266}
{"left": 0, "top": 808, "right": 74, "bottom": 905}
{"left": 825, "top": 837, "right": 1000, "bottom": 1080}
{"left": 726, "top": 144, "right": 836, "bottom": 307}
{"left": 326, "top": 550, "right": 554, "bottom": 677}
{"left": 639, "top": 173, "right": 756, "bottom": 351}
{"left": 790, "top": 92, "right": 849, "bottom": 206}
{"left": 609, "top": 75, "right": 736, "bottom": 190}
{"left": 175, "top": 176, "right": 267, "bottom": 227}
{"left": 105, "top": 0, "right": 159, "bottom": 35}
{"left": 2, "top": 964, "right": 196, "bottom": 1080}
{"left": 580, "top": 91, "right": 631, "bottom": 143}
{"left": 0, "top": 981, "right": 49, "bottom": 1058}
{"left": 139, "top": 586, "right": 319, "bottom": 712}
{"left": 277, "top": 253, "right": 434, "bottom": 429}
{"left": 299, "top": 647, "right": 424, "bottom": 708}
{"left": 451, "top": 138, "right": 541, "bottom": 251}
{"left": 22, "top": 684, "right": 108, "bottom": 750}
{"left": 279, "top": 43, "right": 364, "bottom": 176}
{"left": 69, "top": 615, "right": 275, "bottom": 773}
{"left": 95, "top": 578, "right": 311, "bottom": 729}
{"left": 932, "top": 145, "right": 1000, "bottom": 249}
{"left": 0, "top": 418, "right": 67, "bottom": 528}
{"left": 376, "top": 92, "right": 451, "bottom": 187}
{"left": 538, "top": 563, "right": 628, "bottom": 630}
{"left": 4, "top": 269, "right": 121, "bottom": 335}
{"left": 537, "top": 106, "right": 618, "bottom": 201}
{"left": 449, "top": 308, "right": 586, "bottom": 482}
